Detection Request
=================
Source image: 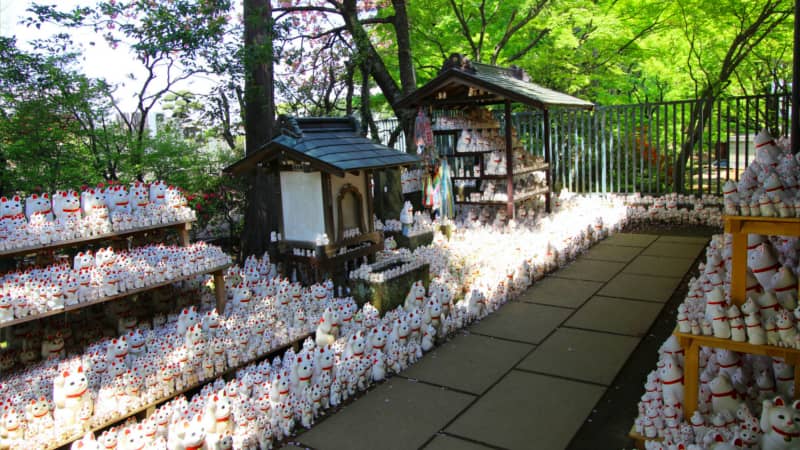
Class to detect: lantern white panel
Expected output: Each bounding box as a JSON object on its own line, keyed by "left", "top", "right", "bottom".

{"left": 280, "top": 171, "right": 325, "bottom": 242}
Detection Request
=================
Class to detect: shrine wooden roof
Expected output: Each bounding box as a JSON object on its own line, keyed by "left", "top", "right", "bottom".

{"left": 395, "top": 55, "right": 594, "bottom": 110}
{"left": 224, "top": 116, "right": 419, "bottom": 177}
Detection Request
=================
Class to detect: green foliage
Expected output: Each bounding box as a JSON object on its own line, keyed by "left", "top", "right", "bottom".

{"left": 400, "top": 0, "right": 792, "bottom": 105}
{"left": 0, "top": 36, "right": 108, "bottom": 194}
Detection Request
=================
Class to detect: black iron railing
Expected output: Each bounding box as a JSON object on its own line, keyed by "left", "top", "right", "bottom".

{"left": 374, "top": 93, "right": 792, "bottom": 195}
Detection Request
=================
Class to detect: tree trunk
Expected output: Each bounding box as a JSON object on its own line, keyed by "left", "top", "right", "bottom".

{"left": 393, "top": 0, "right": 416, "bottom": 96}
{"left": 242, "top": 0, "right": 277, "bottom": 258}
{"left": 674, "top": 93, "right": 714, "bottom": 193}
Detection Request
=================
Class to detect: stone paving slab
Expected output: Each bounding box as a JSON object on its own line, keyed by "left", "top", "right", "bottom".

{"left": 297, "top": 378, "right": 474, "bottom": 450}
{"left": 581, "top": 243, "right": 643, "bottom": 263}
{"left": 516, "top": 328, "right": 640, "bottom": 385}
{"left": 470, "top": 302, "right": 572, "bottom": 344}
{"left": 518, "top": 277, "right": 603, "bottom": 309}
{"left": 601, "top": 233, "right": 659, "bottom": 247}
{"left": 401, "top": 333, "right": 534, "bottom": 395}
{"left": 278, "top": 444, "right": 309, "bottom": 450}
{"left": 655, "top": 235, "right": 711, "bottom": 244}
{"left": 446, "top": 370, "right": 605, "bottom": 450}
{"left": 598, "top": 273, "right": 683, "bottom": 303}
{"left": 565, "top": 296, "right": 664, "bottom": 337}
{"left": 423, "top": 434, "right": 495, "bottom": 450}
{"left": 622, "top": 255, "right": 696, "bottom": 278}
{"left": 641, "top": 241, "right": 707, "bottom": 258}
{"left": 553, "top": 259, "right": 626, "bottom": 282}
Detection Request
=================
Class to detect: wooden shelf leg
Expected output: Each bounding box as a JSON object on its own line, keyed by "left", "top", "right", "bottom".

{"left": 683, "top": 340, "right": 700, "bottom": 419}
{"left": 731, "top": 231, "right": 747, "bottom": 306}
{"left": 177, "top": 224, "right": 191, "bottom": 247}
{"left": 213, "top": 271, "right": 226, "bottom": 313}
{"left": 794, "top": 363, "right": 800, "bottom": 400}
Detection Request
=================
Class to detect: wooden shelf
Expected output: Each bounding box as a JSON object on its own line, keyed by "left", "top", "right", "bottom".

{"left": 0, "top": 220, "right": 194, "bottom": 259}
{"left": 669, "top": 216, "right": 800, "bottom": 423}
{"left": 0, "top": 214, "right": 236, "bottom": 449}
{"left": 46, "top": 331, "right": 311, "bottom": 450}
{"left": 724, "top": 215, "right": 800, "bottom": 306}
{"left": 455, "top": 188, "right": 548, "bottom": 206}
{"left": 675, "top": 329, "right": 800, "bottom": 419}
{"left": 452, "top": 149, "right": 497, "bottom": 155}
{"left": 0, "top": 262, "right": 231, "bottom": 330}
{"left": 481, "top": 163, "right": 549, "bottom": 179}
{"left": 436, "top": 119, "right": 551, "bottom": 216}
{"left": 432, "top": 125, "right": 500, "bottom": 131}
{"left": 723, "top": 215, "right": 800, "bottom": 235}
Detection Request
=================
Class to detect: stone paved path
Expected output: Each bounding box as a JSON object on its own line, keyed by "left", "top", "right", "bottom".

{"left": 284, "top": 233, "right": 710, "bottom": 450}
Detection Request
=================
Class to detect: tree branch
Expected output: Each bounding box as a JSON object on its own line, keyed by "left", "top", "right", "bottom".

{"left": 491, "top": 0, "right": 549, "bottom": 64}
{"left": 506, "top": 28, "right": 550, "bottom": 62}
{"left": 448, "top": 0, "right": 478, "bottom": 59}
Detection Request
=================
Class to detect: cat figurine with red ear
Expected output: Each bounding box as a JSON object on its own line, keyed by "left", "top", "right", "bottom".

{"left": 149, "top": 180, "right": 167, "bottom": 205}
{"left": 53, "top": 365, "right": 92, "bottom": 433}
{"left": 760, "top": 396, "right": 800, "bottom": 450}
{"left": 748, "top": 243, "right": 780, "bottom": 291}
{"left": 25, "top": 193, "right": 53, "bottom": 221}
{"left": 25, "top": 395, "right": 54, "bottom": 440}
{"left": 80, "top": 186, "right": 105, "bottom": 218}
{"left": 0, "top": 195, "right": 22, "bottom": 221}
{"left": 1, "top": 406, "right": 25, "bottom": 448}
{"left": 104, "top": 184, "right": 130, "bottom": 215}
{"left": 53, "top": 190, "right": 81, "bottom": 222}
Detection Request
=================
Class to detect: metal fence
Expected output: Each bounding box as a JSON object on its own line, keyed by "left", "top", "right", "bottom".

{"left": 374, "top": 93, "right": 792, "bottom": 195}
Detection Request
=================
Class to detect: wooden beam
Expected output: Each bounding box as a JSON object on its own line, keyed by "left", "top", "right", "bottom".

{"left": 365, "top": 171, "right": 375, "bottom": 233}
{"left": 504, "top": 100, "right": 514, "bottom": 218}
{"left": 543, "top": 108, "right": 552, "bottom": 213}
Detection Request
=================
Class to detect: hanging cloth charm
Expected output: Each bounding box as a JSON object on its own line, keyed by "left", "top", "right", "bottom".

{"left": 414, "top": 108, "right": 434, "bottom": 154}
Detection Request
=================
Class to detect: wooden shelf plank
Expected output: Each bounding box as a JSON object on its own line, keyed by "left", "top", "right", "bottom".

{"left": 479, "top": 164, "right": 550, "bottom": 179}
{"left": 0, "top": 262, "right": 231, "bottom": 330}
{"left": 675, "top": 329, "right": 800, "bottom": 419}
{"left": 724, "top": 216, "right": 800, "bottom": 306}
{"left": 723, "top": 215, "right": 800, "bottom": 236}
{"left": 674, "top": 330, "right": 800, "bottom": 362}
{"left": 0, "top": 220, "right": 195, "bottom": 259}
{"left": 455, "top": 188, "right": 548, "bottom": 206}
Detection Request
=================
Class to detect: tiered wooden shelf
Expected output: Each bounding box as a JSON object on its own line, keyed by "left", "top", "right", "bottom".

{"left": 675, "top": 216, "right": 800, "bottom": 417}
{"left": 726, "top": 215, "right": 800, "bottom": 304}
{"left": 632, "top": 216, "right": 800, "bottom": 449}
{"left": 436, "top": 126, "right": 551, "bottom": 216}
{"left": 675, "top": 329, "right": 800, "bottom": 419}
{"left": 0, "top": 217, "right": 234, "bottom": 449}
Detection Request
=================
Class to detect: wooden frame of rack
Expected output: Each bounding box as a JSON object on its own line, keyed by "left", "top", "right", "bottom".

{"left": 633, "top": 216, "right": 800, "bottom": 450}
{"left": 0, "top": 217, "right": 233, "bottom": 449}
{"left": 394, "top": 54, "right": 593, "bottom": 218}
{"left": 673, "top": 216, "right": 800, "bottom": 419}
